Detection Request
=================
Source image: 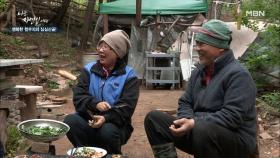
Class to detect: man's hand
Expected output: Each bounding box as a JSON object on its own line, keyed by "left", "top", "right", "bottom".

{"left": 169, "top": 118, "right": 195, "bottom": 137}
{"left": 88, "top": 115, "right": 106, "bottom": 128}
{"left": 96, "top": 102, "right": 111, "bottom": 112}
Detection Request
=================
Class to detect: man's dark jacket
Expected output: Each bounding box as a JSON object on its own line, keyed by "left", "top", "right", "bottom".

{"left": 177, "top": 50, "right": 257, "bottom": 153}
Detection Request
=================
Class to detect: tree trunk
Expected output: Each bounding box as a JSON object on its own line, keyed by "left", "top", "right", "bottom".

{"left": 50, "top": 0, "right": 71, "bottom": 26}
{"left": 80, "top": 0, "right": 95, "bottom": 50}
{"left": 0, "top": 0, "right": 14, "bottom": 30}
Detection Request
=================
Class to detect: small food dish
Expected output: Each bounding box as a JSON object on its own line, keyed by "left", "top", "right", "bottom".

{"left": 67, "top": 147, "right": 107, "bottom": 158}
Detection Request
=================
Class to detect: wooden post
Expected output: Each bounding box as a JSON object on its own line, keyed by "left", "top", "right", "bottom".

{"left": 102, "top": 0, "right": 108, "bottom": 34}
{"left": 136, "top": 0, "right": 142, "bottom": 26}
{"left": 100, "top": 0, "right": 109, "bottom": 35}
{"left": 19, "top": 93, "right": 37, "bottom": 121}
{"left": 103, "top": 14, "right": 109, "bottom": 34}
{"left": 66, "top": 11, "right": 71, "bottom": 41}
{"left": 12, "top": 4, "right": 16, "bottom": 26}
{"left": 236, "top": 0, "right": 241, "bottom": 30}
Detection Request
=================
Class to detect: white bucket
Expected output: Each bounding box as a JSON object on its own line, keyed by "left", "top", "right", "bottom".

{"left": 82, "top": 53, "right": 99, "bottom": 66}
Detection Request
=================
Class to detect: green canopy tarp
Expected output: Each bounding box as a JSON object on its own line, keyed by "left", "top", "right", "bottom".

{"left": 99, "top": 0, "right": 208, "bottom": 15}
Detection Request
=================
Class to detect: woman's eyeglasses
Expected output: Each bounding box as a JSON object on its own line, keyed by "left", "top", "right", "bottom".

{"left": 97, "top": 43, "right": 111, "bottom": 51}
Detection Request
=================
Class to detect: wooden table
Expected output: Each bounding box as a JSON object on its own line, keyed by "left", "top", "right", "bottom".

{"left": 0, "top": 59, "right": 43, "bottom": 155}
{"left": 0, "top": 59, "right": 44, "bottom": 91}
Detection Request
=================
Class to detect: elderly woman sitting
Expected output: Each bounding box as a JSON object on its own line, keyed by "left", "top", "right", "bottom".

{"left": 64, "top": 30, "right": 139, "bottom": 154}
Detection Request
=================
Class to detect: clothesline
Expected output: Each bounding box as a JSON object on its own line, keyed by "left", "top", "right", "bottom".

{"left": 213, "top": 1, "right": 239, "bottom": 5}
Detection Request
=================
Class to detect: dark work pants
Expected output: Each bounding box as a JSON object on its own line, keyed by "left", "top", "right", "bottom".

{"left": 144, "top": 110, "right": 251, "bottom": 158}
{"left": 64, "top": 113, "right": 131, "bottom": 154}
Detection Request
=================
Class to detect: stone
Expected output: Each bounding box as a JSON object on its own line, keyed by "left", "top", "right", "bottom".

{"left": 22, "top": 45, "right": 38, "bottom": 51}
{"left": 15, "top": 36, "right": 25, "bottom": 41}
{"left": 34, "top": 51, "right": 50, "bottom": 58}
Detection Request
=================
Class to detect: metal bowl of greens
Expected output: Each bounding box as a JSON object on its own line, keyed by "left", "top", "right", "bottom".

{"left": 17, "top": 119, "right": 70, "bottom": 142}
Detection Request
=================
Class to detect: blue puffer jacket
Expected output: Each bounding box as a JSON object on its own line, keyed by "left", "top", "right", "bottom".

{"left": 85, "top": 62, "right": 137, "bottom": 107}
{"left": 73, "top": 60, "right": 139, "bottom": 127}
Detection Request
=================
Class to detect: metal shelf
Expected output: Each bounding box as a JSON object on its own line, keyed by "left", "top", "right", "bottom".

{"left": 145, "top": 52, "right": 181, "bottom": 89}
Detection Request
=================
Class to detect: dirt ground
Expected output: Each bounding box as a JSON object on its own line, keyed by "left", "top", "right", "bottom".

{"left": 51, "top": 88, "right": 279, "bottom": 158}
{"left": 52, "top": 89, "right": 192, "bottom": 158}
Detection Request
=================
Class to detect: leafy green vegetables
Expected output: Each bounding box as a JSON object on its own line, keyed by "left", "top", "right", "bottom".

{"left": 23, "top": 125, "right": 65, "bottom": 136}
